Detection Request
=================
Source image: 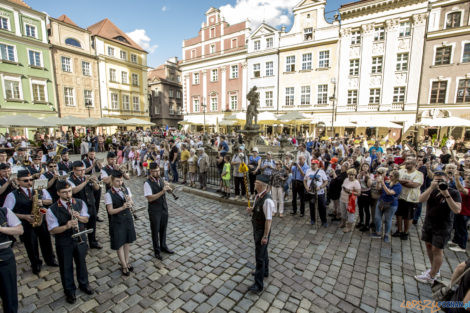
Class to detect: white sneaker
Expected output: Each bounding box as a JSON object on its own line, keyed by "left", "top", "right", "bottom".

{"left": 415, "top": 271, "right": 435, "bottom": 284}
{"left": 423, "top": 269, "right": 441, "bottom": 278}
{"left": 449, "top": 246, "right": 467, "bottom": 253}
{"left": 448, "top": 241, "right": 458, "bottom": 247}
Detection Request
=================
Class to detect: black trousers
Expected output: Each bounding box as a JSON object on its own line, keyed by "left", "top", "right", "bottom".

{"left": 0, "top": 256, "right": 17, "bottom": 313}
{"left": 292, "top": 180, "right": 306, "bottom": 214}
{"left": 234, "top": 176, "right": 246, "bottom": 196}
{"left": 56, "top": 242, "right": 88, "bottom": 296}
{"left": 86, "top": 203, "right": 97, "bottom": 244}
{"left": 23, "top": 222, "right": 56, "bottom": 270}
{"left": 253, "top": 225, "right": 269, "bottom": 289}
{"left": 249, "top": 172, "right": 257, "bottom": 195}
{"left": 452, "top": 214, "right": 469, "bottom": 249}
{"left": 93, "top": 188, "right": 101, "bottom": 216}
{"left": 148, "top": 208, "right": 168, "bottom": 254}
{"left": 308, "top": 194, "right": 327, "bottom": 224}
{"left": 358, "top": 193, "right": 371, "bottom": 225}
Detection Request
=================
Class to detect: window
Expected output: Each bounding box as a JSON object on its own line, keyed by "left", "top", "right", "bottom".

{"left": 108, "top": 46, "right": 114, "bottom": 56}
{"left": 193, "top": 98, "right": 200, "bottom": 112}
{"left": 25, "top": 24, "right": 36, "bottom": 38}
{"left": 435, "top": 46, "right": 452, "bottom": 65}
{"left": 349, "top": 59, "right": 359, "bottom": 76}
{"left": 304, "top": 27, "right": 313, "bottom": 40}
{"left": 211, "top": 69, "right": 218, "bottom": 81}
{"left": 169, "top": 89, "right": 174, "bottom": 98}
{"left": 28, "top": 50, "right": 41, "bottom": 67}
{"left": 82, "top": 61, "right": 91, "bottom": 76}
{"left": 446, "top": 12, "right": 461, "bottom": 29}
{"left": 369, "top": 88, "right": 380, "bottom": 104}
{"left": 65, "top": 38, "right": 81, "bottom": 48}
{"left": 193, "top": 73, "right": 199, "bottom": 84}
{"left": 456, "top": 79, "right": 470, "bottom": 103}
{"left": 210, "top": 97, "right": 217, "bottom": 111}
{"left": 318, "top": 51, "right": 329, "bottom": 68}
{"left": 430, "top": 81, "right": 447, "bottom": 103}
{"left": 131, "top": 54, "right": 137, "bottom": 63}
{"left": 230, "top": 95, "right": 238, "bottom": 110}
{"left": 396, "top": 53, "right": 409, "bottom": 71}
{"left": 266, "top": 38, "right": 273, "bottom": 48}
{"left": 0, "top": 17, "right": 8, "bottom": 30}
{"left": 318, "top": 85, "right": 328, "bottom": 105}
{"left": 265, "top": 61, "right": 273, "bottom": 76}
{"left": 121, "top": 71, "right": 128, "bottom": 84}
{"left": 61, "top": 56, "right": 71, "bottom": 72}
{"left": 265, "top": 91, "right": 273, "bottom": 107}
{"left": 393, "top": 87, "right": 406, "bottom": 103}
{"left": 285, "top": 87, "right": 294, "bottom": 106}
{"left": 4, "top": 80, "right": 20, "bottom": 99}
{"left": 0, "top": 44, "right": 15, "bottom": 61}
{"left": 84, "top": 90, "right": 93, "bottom": 107}
{"left": 210, "top": 44, "right": 215, "bottom": 54}
{"left": 230, "top": 65, "right": 238, "bottom": 79}
{"left": 286, "top": 56, "right": 295, "bottom": 72}
{"left": 300, "top": 54, "right": 311, "bottom": 71}
{"left": 110, "top": 93, "right": 119, "bottom": 109}
{"left": 32, "top": 83, "right": 45, "bottom": 102}
{"left": 210, "top": 28, "right": 215, "bottom": 38}
{"left": 132, "top": 73, "right": 139, "bottom": 86}
{"left": 371, "top": 56, "right": 383, "bottom": 74}
{"left": 133, "top": 96, "right": 140, "bottom": 111}
{"left": 254, "top": 40, "right": 260, "bottom": 51}
{"left": 374, "top": 26, "right": 385, "bottom": 41}
{"left": 351, "top": 31, "right": 361, "bottom": 45}
{"left": 64, "top": 87, "right": 74, "bottom": 106}
{"left": 176, "top": 91, "right": 181, "bottom": 99}
{"left": 122, "top": 95, "right": 130, "bottom": 110}
{"left": 253, "top": 64, "right": 260, "bottom": 78}
{"left": 462, "top": 43, "right": 470, "bottom": 63}
{"left": 301, "top": 86, "right": 310, "bottom": 105}
{"left": 120, "top": 50, "right": 127, "bottom": 60}
{"left": 347, "top": 90, "right": 358, "bottom": 105}
{"left": 109, "top": 69, "right": 117, "bottom": 82}
{"left": 399, "top": 22, "right": 411, "bottom": 37}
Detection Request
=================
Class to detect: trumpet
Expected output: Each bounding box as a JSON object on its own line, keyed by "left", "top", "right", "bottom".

{"left": 121, "top": 187, "right": 139, "bottom": 220}
{"left": 163, "top": 181, "right": 179, "bottom": 200}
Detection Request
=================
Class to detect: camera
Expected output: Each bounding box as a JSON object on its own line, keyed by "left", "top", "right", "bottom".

{"left": 438, "top": 181, "right": 448, "bottom": 191}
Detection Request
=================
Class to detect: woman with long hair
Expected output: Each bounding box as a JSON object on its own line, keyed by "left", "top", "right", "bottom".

{"left": 356, "top": 163, "right": 373, "bottom": 232}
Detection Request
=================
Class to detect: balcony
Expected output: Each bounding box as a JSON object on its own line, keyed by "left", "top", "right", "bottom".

{"left": 368, "top": 104, "right": 379, "bottom": 111}
{"left": 346, "top": 104, "right": 357, "bottom": 111}
{"left": 391, "top": 103, "right": 404, "bottom": 110}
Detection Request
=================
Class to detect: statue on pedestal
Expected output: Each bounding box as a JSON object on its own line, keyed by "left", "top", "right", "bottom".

{"left": 245, "top": 87, "right": 259, "bottom": 130}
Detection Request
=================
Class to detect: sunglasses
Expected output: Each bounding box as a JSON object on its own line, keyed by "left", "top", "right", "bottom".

{"left": 20, "top": 179, "right": 33, "bottom": 182}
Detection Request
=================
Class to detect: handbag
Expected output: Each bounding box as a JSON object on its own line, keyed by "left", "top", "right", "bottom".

{"left": 347, "top": 194, "right": 356, "bottom": 214}
{"left": 432, "top": 266, "right": 470, "bottom": 302}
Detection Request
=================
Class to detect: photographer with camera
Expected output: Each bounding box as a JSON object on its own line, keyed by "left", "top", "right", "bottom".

{"left": 414, "top": 171, "right": 462, "bottom": 284}
{"left": 290, "top": 156, "right": 309, "bottom": 217}
{"left": 304, "top": 159, "right": 328, "bottom": 227}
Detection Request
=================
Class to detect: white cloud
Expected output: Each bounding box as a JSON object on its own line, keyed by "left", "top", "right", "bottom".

{"left": 219, "top": 0, "right": 299, "bottom": 29}
{"left": 126, "top": 29, "right": 158, "bottom": 53}
{"left": 161, "top": 5, "right": 167, "bottom": 12}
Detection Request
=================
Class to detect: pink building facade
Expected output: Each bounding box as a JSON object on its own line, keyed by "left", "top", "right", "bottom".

{"left": 181, "top": 7, "right": 250, "bottom": 128}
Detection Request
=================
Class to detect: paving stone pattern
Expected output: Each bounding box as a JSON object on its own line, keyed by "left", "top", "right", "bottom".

{"left": 9, "top": 175, "right": 469, "bottom": 313}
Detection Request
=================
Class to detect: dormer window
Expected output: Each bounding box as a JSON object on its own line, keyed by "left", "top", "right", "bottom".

{"left": 266, "top": 37, "right": 273, "bottom": 48}
{"left": 65, "top": 38, "right": 81, "bottom": 48}
{"left": 114, "top": 36, "right": 129, "bottom": 44}
{"left": 446, "top": 11, "right": 461, "bottom": 29}
{"left": 254, "top": 40, "right": 260, "bottom": 51}
{"left": 304, "top": 28, "right": 313, "bottom": 40}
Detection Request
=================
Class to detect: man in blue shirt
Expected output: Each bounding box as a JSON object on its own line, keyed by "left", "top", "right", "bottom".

{"left": 219, "top": 136, "right": 229, "bottom": 157}
{"left": 291, "top": 155, "right": 309, "bottom": 217}
{"left": 369, "top": 141, "right": 383, "bottom": 154}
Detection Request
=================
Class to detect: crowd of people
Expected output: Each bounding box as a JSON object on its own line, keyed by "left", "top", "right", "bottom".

{"left": 0, "top": 127, "right": 470, "bottom": 311}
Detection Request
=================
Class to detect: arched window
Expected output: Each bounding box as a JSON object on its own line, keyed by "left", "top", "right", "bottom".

{"left": 65, "top": 38, "right": 81, "bottom": 48}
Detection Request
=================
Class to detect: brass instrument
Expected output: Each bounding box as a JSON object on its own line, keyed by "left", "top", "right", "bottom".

{"left": 67, "top": 200, "right": 92, "bottom": 243}
{"left": 121, "top": 187, "right": 139, "bottom": 220}
{"left": 53, "top": 143, "right": 67, "bottom": 163}
{"left": 32, "top": 179, "right": 48, "bottom": 227}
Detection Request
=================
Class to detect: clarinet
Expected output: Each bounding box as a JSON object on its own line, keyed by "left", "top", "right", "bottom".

{"left": 121, "top": 187, "right": 138, "bottom": 220}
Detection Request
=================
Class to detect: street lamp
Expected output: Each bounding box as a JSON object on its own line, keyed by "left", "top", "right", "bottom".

{"left": 85, "top": 100, "right": 93, "bottom": 118}
{"left": 201, "top": 97, "right": 207, "bottom": 134}
{"left": 329, "top": 78, "right": 337, "bottom": 137}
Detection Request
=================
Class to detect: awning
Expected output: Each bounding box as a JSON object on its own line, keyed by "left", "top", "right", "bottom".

{"left": 356, "top": 120, "right": 403, "bottom": 128}
{"left": 277, "top": 111, "right": 310, "bottom": 124}
{"left": 219, "top": 119, "right": 239, "bottom": 126}
{"left": 125, "top": 118, "right": 155, "bottom": 126}
{"left": 181, "top": 115, "right": 218, "bottom": 126}
{"left": 98, "top": 117, "right": 127, "bottom": 126}
{"left": 416, "top": 117, "right": 470, "bottom": 127}
{"left": 311, "top": 120, "right": 357, "bottom": 127}
{"left": 258, "top": 111, "right": 278, "bottom": 125}
{"left": 0, "top": 114, "right": 57, "bottom": 128}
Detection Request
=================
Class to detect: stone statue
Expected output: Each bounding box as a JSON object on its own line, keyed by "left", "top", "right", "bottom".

{"left": 245, "top": 86, "right": 259, "bottom": 130}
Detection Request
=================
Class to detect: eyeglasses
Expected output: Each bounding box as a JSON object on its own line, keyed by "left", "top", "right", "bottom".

{"left": 20, "top": 179, "right": 33, "bottom": 182}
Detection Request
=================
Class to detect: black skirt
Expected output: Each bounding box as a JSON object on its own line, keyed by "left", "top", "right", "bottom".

{"left": 109, "top": 210, "right": 136, "bottom": 250}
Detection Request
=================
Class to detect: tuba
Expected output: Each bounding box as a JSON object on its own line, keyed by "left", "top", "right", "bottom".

{"left": 53, "top": 143, "right": 67, "bottom": 163}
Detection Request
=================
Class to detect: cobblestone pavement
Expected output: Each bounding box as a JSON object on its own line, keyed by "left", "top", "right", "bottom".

{"left": 9, "top": 174, "right": 469, "bottom": 313}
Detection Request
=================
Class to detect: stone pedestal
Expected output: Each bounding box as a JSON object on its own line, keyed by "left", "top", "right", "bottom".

{"left": 237, "top": 125, "right": 262, "bottom": 153}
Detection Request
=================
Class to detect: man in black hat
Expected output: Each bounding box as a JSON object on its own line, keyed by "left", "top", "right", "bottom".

{"left": 101, "top": 152, "right": 129, "bottom": 192}
{"left": 41, "top": 160, "right": 67, "bottom": 203}
{"left": 246, "top": 174, "right": 275, "bottom": 293}
{"left": 27, "top": 154, "right": 45, "bottom": 179}
{"left": 4, "top": 170, "right": 58, "bottom": 274}
{"left": 0, "top": 204, "right": 23, "bottom": 313}
{"left": 144, "top": 162, "right": 173, "bottom": 260}
{"left": 0, "top": 163, "right": 15, "bottom": 206}
{"left": 82, "top": 149, "right": 102, "bottom": 221}
{"left": 46, "top": 180, "right": 93, "bottom": 304}
{"left": 58, "top": 149, "right": 73, "bottom": 174}
{"left": 67, "top": 161, "right": 102, "bottom": 249}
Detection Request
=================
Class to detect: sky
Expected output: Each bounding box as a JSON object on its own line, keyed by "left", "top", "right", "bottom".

{"left": 28, "top": 0, "right": 351, "bottom": 68}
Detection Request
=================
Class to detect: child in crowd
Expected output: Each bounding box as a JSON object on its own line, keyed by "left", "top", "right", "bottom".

{"left": 163, "top": 155, "right": 170, "bottom": 181}
{"left": 221, "top": 155, "right": 231, "bottom": 199}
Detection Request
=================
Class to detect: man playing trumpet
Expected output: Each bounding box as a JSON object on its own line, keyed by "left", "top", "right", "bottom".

{"left": 82, "top": 149, "right": 102, "bottom": 221}
{"left": 46, "top": 181, "right": 93, "bottom": 304}
{"left": 41, "top": 160, "right": 67, "bottom": 203}
{"left": 67, "top": 161, "right": 102, "bottom": 249}
{"left": 0, "top": 163, "right": 16, "bottom": 206}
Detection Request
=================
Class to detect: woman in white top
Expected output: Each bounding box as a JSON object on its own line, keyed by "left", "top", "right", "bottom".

{"left": 339, "top": 168, "right": 361, "bottom": 233}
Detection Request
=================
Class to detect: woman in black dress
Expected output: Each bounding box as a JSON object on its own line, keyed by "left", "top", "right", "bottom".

{"left": 104, "top": 170, "right": 136, "bottom": 276}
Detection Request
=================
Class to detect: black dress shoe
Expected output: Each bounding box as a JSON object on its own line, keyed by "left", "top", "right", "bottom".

{"left": 90, "top": 243, "right": 103, "bottom": 249}
{"left": 127, "top": 265, "right": 134, "bottom": 272}
{"left": 47, "top": 260, "right": 59, "bottom": 267}
{"left": 79, "top": 285, "right": 94, "bottom": 295}
{"left": 155, "top": 253, "right": 163, "bottom": 260}
{"left": 161, "top": 248, "right": 174, "bottom": 254}
{"left": 32, "top": 265, "right": 42, "bottom": 275}
{"left": 121, "top": 267, "right": 130, "bottom": 276}
{"left": 96, "top": 217, "right": 104, "bottom": 222}
{"left": 65, "top": 294, "right": 76, "bottom": 304}
{"left": 248, "top": 284, "right": 263, "bottom": 293}
{"left": 392, "top": 231, "right": 402, "bottom": 237}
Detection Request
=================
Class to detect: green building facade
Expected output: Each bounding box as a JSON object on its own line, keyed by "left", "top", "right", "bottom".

{"left": 0, "top": 0, "right": 57, "bottom": 118}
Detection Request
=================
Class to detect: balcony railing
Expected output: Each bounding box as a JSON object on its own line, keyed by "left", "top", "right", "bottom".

{"left": 346, "top": 104, "right": 357, "bottom": 111}
{"left": 368, "top": 104, "right": 379, "bottom": 111}
{"left": 391, "top": 103, "right": 404, "bottom": 110}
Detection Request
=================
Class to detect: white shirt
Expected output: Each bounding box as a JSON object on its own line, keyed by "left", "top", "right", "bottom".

{"left": 100, "top": 166, "right": 114, "bottom": 179}
{"left": 304, "top": 168, "right": 328, "bottom": 195}
{"left": 4, "top": 187, "right": 52, "bottom": 210}
{"left": 46, "top": 199, "right": 89, "bottom": 231}
{"left": 104, "top": 187, "right": 132, "bottom": 205}
{"left": 254, "top": 190, "right": 275, "bottom": 220}
{"left": 3, "top": 207, "right": 21, "bottom": 227}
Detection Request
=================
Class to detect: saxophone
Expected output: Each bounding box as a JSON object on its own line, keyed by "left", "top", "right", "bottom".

{"left": 31, "top": 189, "right": 43, "bottom": 227}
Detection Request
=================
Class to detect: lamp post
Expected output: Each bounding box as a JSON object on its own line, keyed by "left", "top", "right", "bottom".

{"left": 201, "top": 97, "right": 207, "bottom": 134}
{"left": 85, "top": 100, "right": 92, "bottom": 118}
{"left": 329, "top": 78, "right": 337, "bottom": 137}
